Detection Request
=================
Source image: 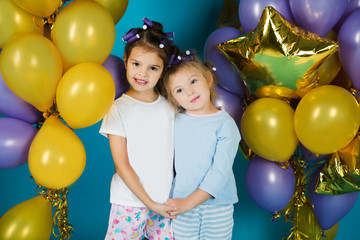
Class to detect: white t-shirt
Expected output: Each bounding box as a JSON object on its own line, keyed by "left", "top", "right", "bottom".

{"left": 99, "top": 94, "right": 174, "bottom": 207}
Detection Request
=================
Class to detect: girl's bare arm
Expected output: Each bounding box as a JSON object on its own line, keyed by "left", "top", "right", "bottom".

{"left": 109, "top": 134, "right": 175, "bottom": 218}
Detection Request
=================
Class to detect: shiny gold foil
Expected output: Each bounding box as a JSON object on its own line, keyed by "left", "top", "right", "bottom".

{"left": 288, "top": 200, "right": 339, "bottom": 240}
{"left": 37, "top": 185, "right": 74, "bottom": 240}
{"left": 271, "top": 153, "right": 338, "bottom": 239}
{"left": 255, "top": 85, "right": 299, "bottom": 99}
{"left": 217, "top": 6, "right": 339, "bottom": 99}
{"left": 239, "top": 139, "right": 255, "bottom": 160}
{"left": 316, "top": 136, "right": 360, "bottom": 195}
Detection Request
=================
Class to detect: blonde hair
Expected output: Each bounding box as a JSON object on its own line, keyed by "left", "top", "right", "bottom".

{"left": 162, "top": 55, "right": 218, "bottom": 112}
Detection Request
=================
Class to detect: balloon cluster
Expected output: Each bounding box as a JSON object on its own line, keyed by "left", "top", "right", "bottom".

{"left": 0, "top": 0, "right": 129, "bottom": 239}
{"left": 207, "top": 0, "right": 360, "bottom": 239}
{"left": 205, "top": 27, "right": 246, "bottom": 129}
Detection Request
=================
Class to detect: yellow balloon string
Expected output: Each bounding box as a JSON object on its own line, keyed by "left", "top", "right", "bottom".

{"left": 42, "top": 99, "right": 60, "bottom": 119}
{"left": 239, "top": 139, "right": 255, "bottom": 161}
{"left": 269, "top": 148, "right": 326, "bottom": 239}
{"left": 36, "top": 185, "right": 74, "bottom": 240}
{"left": 286, "top": 206, "right": 313, "bottom": 240}
{"left": 43, "top": 1, "right": 65, "bottom": 26}
{"left": 36, "top": 100, "right": 60, "bottom": 130}
{"left": 350, "top": 88, "right": 360, "bottom": 103}
{"left": 285, "top": 157, "right": 308, "bottom": 240}
{"left": 40, "top": 100, "right": 73, "bottom": 130}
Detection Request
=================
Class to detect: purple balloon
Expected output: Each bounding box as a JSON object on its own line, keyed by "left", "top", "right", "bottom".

{"left": 338, "top": 9, "right": 360, "bottom": 90}
{"left": 309, "top": 168, "right": 359, "bottom": 230}
{"left": 299, "top": 142, "right": 331, "bottom": 162}
{"left": 289, "top": 0, "right": 348, "bottom": 36}
{"left": 245, "top": 156, "right": 296, "bottom": 213}
{"left": 334, "top": 0, "right": 360, "bottom": 32}
{"left": 102, "top": 54, "right": 130, "bottom": 99}
{"left": 239, "top": 0, "right": 295, "bottom": 33}
{"left": 289, "top": 98, "right": 300, "bottom": 111}
{"left": 214, "top": 85, "right": 244, "bottom": 131}
{"left": 0, "top": 117, "right": 38, "bottom": 169}
{"left": 204, "top": 27, "right": 246, "bottom": 98}
{"left": 0, "top": 50, "right": 43, "bottom": 124}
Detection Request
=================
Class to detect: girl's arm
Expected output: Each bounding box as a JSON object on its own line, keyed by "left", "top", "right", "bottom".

{"left": 197, "top": 120, "right": 240, "bottom": 200}
{"left": 109, "top": 134, "right": 175, "bottom": 218}
{"left": 167, "top": 119, "right": 240, "bottom": 216}
{"left": 166, "top": 189, "right": 211, "bottom": 215}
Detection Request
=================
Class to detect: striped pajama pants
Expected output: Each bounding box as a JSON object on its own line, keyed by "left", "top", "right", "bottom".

{"left": 173, "top": 204, "right": 234, "bottom": 240}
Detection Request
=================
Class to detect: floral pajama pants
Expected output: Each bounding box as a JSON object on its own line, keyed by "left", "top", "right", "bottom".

{"left": 105, "top": 204, "right": 174, "bottom": 240}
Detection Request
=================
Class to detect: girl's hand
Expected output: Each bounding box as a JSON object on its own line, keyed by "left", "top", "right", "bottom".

{"left": 165, "top": 198, "right": 191, "bottom": 215}
{"left": 166, "top": 190, "right": 212, "bottom": 216}
{"left": 149, "top": 202, "right": 177, "bottom": 219}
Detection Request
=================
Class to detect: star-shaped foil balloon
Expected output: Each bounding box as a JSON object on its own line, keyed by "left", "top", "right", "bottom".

{"left": 217, "top": 6, "right": 339, "bottom": 99}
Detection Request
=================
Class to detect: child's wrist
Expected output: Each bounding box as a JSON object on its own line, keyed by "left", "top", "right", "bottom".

{"left": 143, "top": 199, "right": 156, "bottom": 210}
{"left": 184, "top": 198, "right": 194, "bottom": 212}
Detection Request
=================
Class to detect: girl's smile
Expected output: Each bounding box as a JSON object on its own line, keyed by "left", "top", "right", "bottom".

{"left": 190, "top": 96, "right": 200, "bottom": 103}
{"left": 134, "top": 78, "right": 148, "bottom": 86}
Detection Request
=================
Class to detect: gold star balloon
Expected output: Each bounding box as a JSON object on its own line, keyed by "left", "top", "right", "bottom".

{"left": 217, "top": 6, "right": 339, "bottom": 99}
{"left": 316, "top": 136, "right": 360, "bottom": 195}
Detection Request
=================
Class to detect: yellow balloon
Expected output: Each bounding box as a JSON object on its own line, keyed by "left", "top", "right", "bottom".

{"left": 12, "top": 0, "right": 62, "bottom": 17}
{"left": 94, "top": 0, "right": 129, "bottom": 24}
{"left": 241, "top": 98, "right": 298, "bottom": 162}
{"left": 0, "top": 0, "right": 44, "bottom": 48}
{"left": 28, "top": 116, "right": 86, "bottom": 189}
{"left": 0, "top": 196, "right": 52, "bottom": 240}
{"left": 294, "top": 85, "right": 360, "bottom": 154}
{"left": 0, "top": 32, "right": 63, "bottom": 111}
{"left": 323, "top": 222, "right": 339, "bottom": 240}
{"left": 56, "top": 62, "right": 115, "bottom": 129}
{"left": 51, "top": 0, "right": 115, "bottom": 71}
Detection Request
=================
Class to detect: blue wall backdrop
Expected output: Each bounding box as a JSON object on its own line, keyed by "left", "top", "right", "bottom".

{"left": 1, "top": 0, "right": 360, "bottom": 239}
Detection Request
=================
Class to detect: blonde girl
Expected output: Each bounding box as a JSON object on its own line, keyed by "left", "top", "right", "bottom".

{"left": 163, "top": 53, "right": 241, "bottom": 240}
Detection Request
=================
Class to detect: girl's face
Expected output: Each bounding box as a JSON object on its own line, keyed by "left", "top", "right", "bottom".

{"left": 169, "top": 65, "right": 216, "bottom": 115}
{"left": 125, "top": 46, "right": 164, "bottom": 99}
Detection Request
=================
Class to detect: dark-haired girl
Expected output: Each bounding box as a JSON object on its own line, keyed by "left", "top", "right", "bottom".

{"left": 100, "top": 18, "right": 177, "bottom": 240}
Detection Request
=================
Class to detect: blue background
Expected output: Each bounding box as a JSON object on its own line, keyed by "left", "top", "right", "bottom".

{"left": 1, "top": 0, "right": 360, "bottom": 239}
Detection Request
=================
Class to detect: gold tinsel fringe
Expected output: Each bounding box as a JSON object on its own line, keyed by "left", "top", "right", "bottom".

{"left": 37, "top": 185, "right": 74, "bottom": 240}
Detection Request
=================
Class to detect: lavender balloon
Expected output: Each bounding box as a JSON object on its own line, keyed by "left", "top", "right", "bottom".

{"left": 309, "top": 168, "right": 359, "bottom": 230}
{"left": 289, "top": 0, "right": 348, "bottom": 36}
{"left": 333, "top": 0, "right": 360, "bottom": 32}
{"left": 0, "top": 117, "right": 38, "bottom": 169}
{"left": 245, "top": 156, "right": 296, "bottom": 213}
{"left": 204, "top": 27, "right": 246, "bottom": 98}
{"left": 214, "top": 85, "right": 244, "bottom": 131}
{"left": 299, "top": 142, "right": 331, "bottom": 162}
{"left": 102, "top": 54, "right": 129, "bottom": 99}
{"left": 338, "top": 9, "right": 360, "bottom": 90}
{"left": 0, "top": 50, "right": 43, "bottom": 124}
{"left": 239, "top": 0, "right": 295, "bottom": 33}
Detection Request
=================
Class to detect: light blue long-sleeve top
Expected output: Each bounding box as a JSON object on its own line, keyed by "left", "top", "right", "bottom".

{"left": 170, "top": 108, "right": 241, "bottom": 205}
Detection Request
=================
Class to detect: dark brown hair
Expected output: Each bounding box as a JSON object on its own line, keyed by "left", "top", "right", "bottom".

{"left": 123, "top": 21, "right": 179, "bottom": 93}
